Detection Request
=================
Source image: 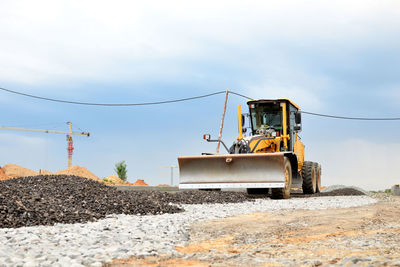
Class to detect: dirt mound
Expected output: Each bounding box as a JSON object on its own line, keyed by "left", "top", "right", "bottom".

{"left": 103, "top": 175, "right": 125, "bottom": 185}
{"left": 131, "top": 179, "right": 148, "bottom": 186}
{"left": 0, "top": 168, "right": 8, "bottom": 181}
{"left": 0, "top": 175, "right": 182, "bottom": 228}
{"left": 55, "top": 166, "right": 101, "bottom": 182}
{"left": 2, "top": 164, "right": 38, "bottom": 178}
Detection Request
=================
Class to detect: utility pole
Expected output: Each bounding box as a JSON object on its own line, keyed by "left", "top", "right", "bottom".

{"left": 158, "top": 165, "right": 178, "bottom": 185}
{"left": 216, "top": 88, "right": 229, "bottom": 153}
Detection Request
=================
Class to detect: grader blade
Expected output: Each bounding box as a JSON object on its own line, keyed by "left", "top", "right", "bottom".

{"left": 178, "top": 153, "right": 286, "bottom": 189}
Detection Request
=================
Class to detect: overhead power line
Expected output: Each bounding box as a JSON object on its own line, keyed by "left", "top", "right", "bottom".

{"left": 0, "top": 87, "right": 226, "bottom": 106}
{"left": 300, "top": 111, "right": 400, "bottom": 121}
{"left": 228, "top": 91, "right": 253, "bottom": 100}
{"left": 229, "top": 92, "right": 400, "bottom": 121}
{"left": 1, "top": 86, "right": 399, "bottom": 120}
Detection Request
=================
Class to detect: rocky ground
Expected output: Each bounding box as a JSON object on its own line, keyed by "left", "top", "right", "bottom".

{"left": 0, "top": 175, "right": 182, "bottom": 228}
{"left": 0, "top": 175, "right": 252, "bottom": 228}
{"left": 0, "top": 175, "right": 395, "bottom": 266}
{"left": 108, "top": 194, "right": 400, "bottom": 267}
{"left": 0, "top": 175, "right": 362, "bottom": 228}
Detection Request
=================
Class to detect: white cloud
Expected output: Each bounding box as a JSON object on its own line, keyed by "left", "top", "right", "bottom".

{"left": 0, "top": 0, "right": 399, "bottom": 86}
{"left": 242, "top": 63, "right": 331, "bottom": 110}
{"left": 0, "top": 133, "right": 53, "bottom": 170}
{"left": 308, "top": 138, "right": 400, "bottom": 190}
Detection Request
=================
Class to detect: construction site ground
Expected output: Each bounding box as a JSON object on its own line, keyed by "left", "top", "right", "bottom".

{"left": 108, "top": 194, "right": 400, "bottom": 267}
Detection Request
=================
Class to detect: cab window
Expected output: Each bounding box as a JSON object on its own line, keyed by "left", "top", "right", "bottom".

{"left": 250, "top": 104, "right": 282, "bottom": 134}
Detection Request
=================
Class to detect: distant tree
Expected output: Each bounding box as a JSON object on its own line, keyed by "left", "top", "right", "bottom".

{"left": 114, "top": 161, "right": 128, "bottom": 182}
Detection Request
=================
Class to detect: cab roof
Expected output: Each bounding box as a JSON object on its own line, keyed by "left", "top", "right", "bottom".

{"left": 246, "top": 99, "right": 300, "bottom": 110}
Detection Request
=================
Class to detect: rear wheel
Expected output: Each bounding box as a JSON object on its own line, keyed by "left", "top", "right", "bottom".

{"left": 271, "top": 157, "right": 292, "bottom": 199}
{"left": 302, "top": 161, "right": 317, "bottom": 194}
{"left": 315, "top": 163, "right": 322, "bottom": 193}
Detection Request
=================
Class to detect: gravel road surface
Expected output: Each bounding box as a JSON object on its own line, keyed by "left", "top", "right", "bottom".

{"left": 0, "top": 195, "right": 376, "bottom": 266}
{"left": 0, "top": 176, "right": 380, "bottom": 266}
{"left": 119, "top": 196, "right": 398, "bottom": 267}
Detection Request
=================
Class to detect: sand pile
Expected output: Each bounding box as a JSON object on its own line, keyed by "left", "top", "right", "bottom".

{"left": 0, "top": 168, "right": 8, "bottom": 181}
{"left": 103, "top": 175, "right": 125, "bottom": 185}
{"left": 130, "top": 179, "right": 148, "bottom": 186}
{"left": 2, "top": 164, "right": 38, "bottom": 178}
{"left": 55, "top": 165, "right": 101, "bottom": 182}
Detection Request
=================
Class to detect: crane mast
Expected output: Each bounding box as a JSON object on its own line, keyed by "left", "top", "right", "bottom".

{"left": 0, "top": 122, "right": 89, "bottom": 168}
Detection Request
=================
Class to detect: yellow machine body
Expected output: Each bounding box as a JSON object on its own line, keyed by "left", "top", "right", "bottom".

{"left": 178, "top": 99, "right": 305, "bottom": 190}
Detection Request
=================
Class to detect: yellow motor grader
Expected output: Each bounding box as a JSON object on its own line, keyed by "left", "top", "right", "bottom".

{"left": 178, "top": 99, "right": 321, "bottom": 199}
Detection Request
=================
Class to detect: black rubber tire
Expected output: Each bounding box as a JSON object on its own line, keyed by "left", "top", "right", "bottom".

{"left": 302, "top": 161, "right": 317, "bottom": 194}
{"left": 246, "top": 188, "right": 269, "bottom": 195}
{"left": 271, "top": 157, "right": 292, "bottom": 199}
{"left": 315, "top": 163, "right": 322, "bottom": 193}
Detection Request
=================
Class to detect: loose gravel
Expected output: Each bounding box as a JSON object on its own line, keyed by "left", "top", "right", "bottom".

{"left": 0, "top": 175, "right": 182, "bottom": 228}
{"left": 1, "top": 175, "right": 365, "bottom": 229}
{"left": 153, "top": 190, "right": 252, "bottom": 204}
{"left": 0, "top": 176, "right": 255, "bottom": 229}
{"left": 322, "top": 184, "right": 369, "bottom": 195}
{"left": 0, "top": 177, "right": 377, "bottom": 266}
{"left": 0, "top": 195, "right": 377, "bottom": 266}
{"left": 293, "top": 188, "right": 366, "bottom": 198}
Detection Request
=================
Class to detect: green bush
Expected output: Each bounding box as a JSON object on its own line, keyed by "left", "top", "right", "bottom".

{"left": 103, "top": 178, "right": 114, "bottom": 184}
{"left": 115, "top": 161, "right": 128, "bottom": 182}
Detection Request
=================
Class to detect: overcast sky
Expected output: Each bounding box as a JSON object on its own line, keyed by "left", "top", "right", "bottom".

{"left": 0, "top": 0, "right": 399, "bottom": 189}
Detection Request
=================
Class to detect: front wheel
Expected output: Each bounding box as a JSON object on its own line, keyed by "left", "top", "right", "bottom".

{"left": 271, "top": 157, "right": 292, "bottom": 199}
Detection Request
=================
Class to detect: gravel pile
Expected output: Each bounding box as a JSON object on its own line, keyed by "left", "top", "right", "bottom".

{"left": 317, "top": 188, "right": 366, "bottom": 196}
{"left": 155, "top": 190, "right": 252, "bottom": 204}
{"left": 0, "top": 174, "right": 372, "bottom": 229}
{"left": 291, "top": 188, "right": 366, "bottom": 198}
{"left": 0, "top": 175, "right": 255, "bottom": 229}
{"left": 0, "top": 175, "right": 182, "bottom": 228}
{"left": 322, "top": 184, "right": 369, "bottom": 195}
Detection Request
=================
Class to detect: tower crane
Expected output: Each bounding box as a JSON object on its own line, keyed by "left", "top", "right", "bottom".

{"left": 0, "top": 122, "right": 89, "bottom": 168}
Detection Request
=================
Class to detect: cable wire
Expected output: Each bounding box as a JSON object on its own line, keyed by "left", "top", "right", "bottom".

{"left": 1, "top": 86, "right": 400, "bottom": 120}
{"left": 299, "top": 111, "right": 400, "bottom": 120}
{"left": 0, "top": 87, "right": 226, "bottom": 106}
{"left": 228, "top": 91, "right": 253, "bottom": 100}
{"left": 225, "top": 91, "right": 400, "bottom": 121}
